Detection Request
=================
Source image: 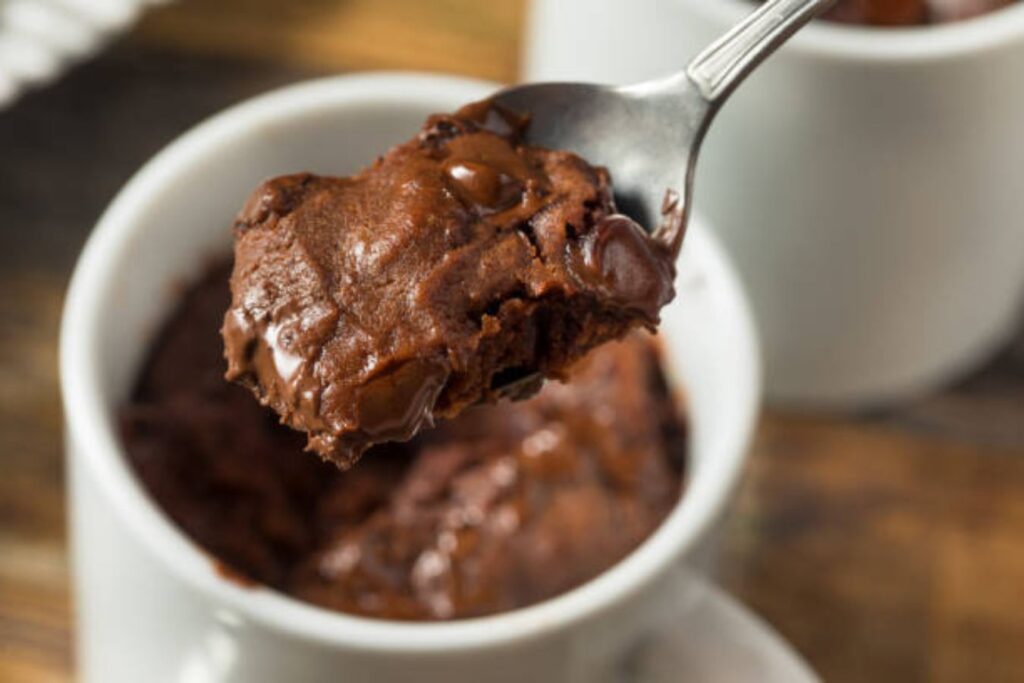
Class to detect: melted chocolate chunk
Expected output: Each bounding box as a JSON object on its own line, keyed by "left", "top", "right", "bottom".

{"left": 223, "top": 99, "right": 678, "bottom": 468}
{"left": 575, "top": 214, "right": 676, "bottom": 321}
{"left": 122, "top": 264, "right": 687, "bottom": 621}
{"left": 444, "top": 160, "right": 524, "bottom": 212}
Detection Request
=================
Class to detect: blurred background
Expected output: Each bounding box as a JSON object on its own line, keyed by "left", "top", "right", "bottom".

{"left": 2, "top": 0, "right": 1023, "bottom": 681}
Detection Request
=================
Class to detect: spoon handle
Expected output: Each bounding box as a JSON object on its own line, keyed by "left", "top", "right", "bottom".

{"left": 686, "top": 0, "right": 833, "bottom": 104}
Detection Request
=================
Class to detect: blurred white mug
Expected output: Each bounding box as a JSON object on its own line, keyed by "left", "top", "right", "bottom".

{"left": 526, "top": 0, "right": 1024, "bottom": 407}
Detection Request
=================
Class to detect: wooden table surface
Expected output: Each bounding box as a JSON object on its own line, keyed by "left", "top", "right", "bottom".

{"left": 1, "top": 1, "right": 1022, "bottom": 681}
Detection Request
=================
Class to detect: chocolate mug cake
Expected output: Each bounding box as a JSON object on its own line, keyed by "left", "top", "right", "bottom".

{"left": 122, "top": 263, "right": 687, "bottom": 620}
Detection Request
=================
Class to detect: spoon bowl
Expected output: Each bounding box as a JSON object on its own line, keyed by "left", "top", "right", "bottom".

{"left": 493, "top": 81, "right": 699, "bottom": 231}
{"left": 490, "top": 0, "right": 833, "bottom": 394}
{"left": 496, "top": 0, "right": 834, "bottom": 244}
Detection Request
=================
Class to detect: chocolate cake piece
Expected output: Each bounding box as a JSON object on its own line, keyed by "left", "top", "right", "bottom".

{"left": 222, "top": 100, "right": 677, "bottom": 467}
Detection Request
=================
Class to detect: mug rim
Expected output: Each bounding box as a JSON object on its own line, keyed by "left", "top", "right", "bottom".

{"left": 685, "top": 0, "right": 1024, "bottom": 62}
{"left": 60, "top": 72, "right": 760, "bottom": 653}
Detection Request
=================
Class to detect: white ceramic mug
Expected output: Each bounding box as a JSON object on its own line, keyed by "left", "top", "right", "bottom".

{"left": 526, "top": 0, "right": 1024, "bottom": 407}
{"left": 61, "top": 73, "right": 760, "bottom": 683}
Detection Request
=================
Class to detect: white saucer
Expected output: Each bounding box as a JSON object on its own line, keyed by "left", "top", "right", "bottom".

{"left": 612, "top": 572, "right": 819, "bottom": 683}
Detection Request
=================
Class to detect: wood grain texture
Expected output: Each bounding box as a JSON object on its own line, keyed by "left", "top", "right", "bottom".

{"left": 721, "top": 407, "right": 1024, "bottom": 683}
{"left": 1, "top": 1, "right": 1022, "bottom": 681}
{"left": 0, "top": 273, "right": 70, "bottom": 683}
{"left": 133, "top": 0, "right": 524, "bottom": 83}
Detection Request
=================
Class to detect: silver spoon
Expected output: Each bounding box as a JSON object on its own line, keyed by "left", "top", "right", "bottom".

{"left": 489, "top": 0, "right": 833, "bottom": 397}
{"left": 496, "top": 0, "right": 832, "bottom": 246}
